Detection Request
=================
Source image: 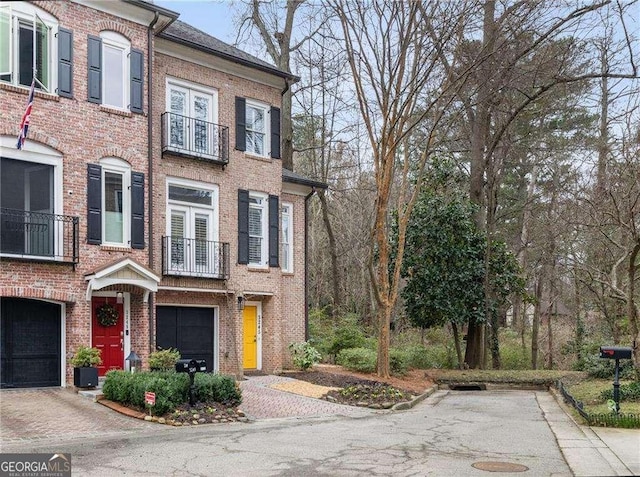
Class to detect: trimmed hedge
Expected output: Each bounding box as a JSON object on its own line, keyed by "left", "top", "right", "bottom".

{"left": 103, "top": 371, "right": 241, "bottom": 415}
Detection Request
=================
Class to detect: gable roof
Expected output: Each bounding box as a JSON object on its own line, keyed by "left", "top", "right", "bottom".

{"left": 159, "top": 20, "right": 298, "bottom": 81}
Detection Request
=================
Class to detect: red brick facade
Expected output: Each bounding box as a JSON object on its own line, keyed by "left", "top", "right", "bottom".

{"left": 0, "top": 1, "right": 311, "bottom": 387}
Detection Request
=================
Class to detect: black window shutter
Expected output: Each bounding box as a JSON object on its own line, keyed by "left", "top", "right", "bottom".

{"left": 131, "top": 172, "right": 145, "bottom": 249}
{"left": 57, "top": 28, "right": 73, "bottom": 98}
{"left": 238, "top": 189, "right": 249, "bottom": 264}
{"left": 87, "top": 35, "right": 102, "bottom": 103}
{"left": 270, "top": 106, "right": 281, "bottom": 159}
{"left": 235, "top": 97, "right": 246, "bottom": 151}
{"left": 268, "top": 195, "right": 279, "bottom": 267}
{"left": 130, "top": 49, "right": 144, "bottom": 113}
{"left": 87, "top": 164, "right": 102, "bottom": 244}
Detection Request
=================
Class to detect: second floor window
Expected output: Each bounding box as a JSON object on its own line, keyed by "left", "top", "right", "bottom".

{"left": 87, "top": 159, "right": 145, "bottom": 249}
{"left": 238, "top": 189, "right": 279, "bottom": 268}
{"left": 248, "top": 194, "right": 266, "bottom": 265}
{"left": 88, "top": 31, "right": 143, "bottom": 113}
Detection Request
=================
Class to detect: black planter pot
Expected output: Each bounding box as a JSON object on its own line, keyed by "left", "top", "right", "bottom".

{"left": 74, "top": 367, "right": 99, "bottom": 388}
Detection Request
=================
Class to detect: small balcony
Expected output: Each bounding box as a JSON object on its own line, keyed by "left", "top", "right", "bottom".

{"left": 0, "top": 208, "right": 79, "bottom": 264}
{"left": 162, "top": 236, "right": 229, "bottom": 280}
{"left": 161, "top": 112, "right": 229, "bottom": 165}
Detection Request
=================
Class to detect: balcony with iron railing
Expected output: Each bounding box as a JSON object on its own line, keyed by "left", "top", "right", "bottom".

{"left": 0, "top": 208, "right": 79, "bottom": 265}
{"left": 162, "top": 236, "right": 229, "bottom": 280}
{"left": 161, "top": 112, "right": 229, "bottom": 165}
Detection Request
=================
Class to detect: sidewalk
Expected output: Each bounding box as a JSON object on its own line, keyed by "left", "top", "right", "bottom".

{"left": 539, "top": 391, "right": 639, "bottom": 476}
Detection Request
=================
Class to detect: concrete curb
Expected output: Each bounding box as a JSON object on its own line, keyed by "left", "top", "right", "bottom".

{"left": 392, "top": 385, "right": 438, "bottom": 411}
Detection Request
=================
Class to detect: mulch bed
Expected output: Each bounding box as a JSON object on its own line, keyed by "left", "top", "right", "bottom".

{"left": 281, "top": 370, "right": 417, "bottom": 408}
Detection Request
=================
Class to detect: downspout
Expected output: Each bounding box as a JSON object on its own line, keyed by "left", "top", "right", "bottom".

{"left": 147, "top": 11, "right": 159, "bottom": 354}
{"left": 304, "top": 188, "right": 315, "bottom": 340}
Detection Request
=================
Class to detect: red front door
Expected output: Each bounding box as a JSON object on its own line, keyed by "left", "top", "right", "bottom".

{"left": 91, "top": 297, "right": 124, "bottom": 376}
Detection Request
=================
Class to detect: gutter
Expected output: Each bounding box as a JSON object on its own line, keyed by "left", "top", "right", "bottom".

{"left": 147, "top": 11, "right": 160, "bottom": 354}
{"left": 304, "top": 188, "right": 316, "bottom": 340}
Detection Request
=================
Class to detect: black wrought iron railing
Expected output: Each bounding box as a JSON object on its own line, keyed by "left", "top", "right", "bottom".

{"left": 0, "top": 208, "right": 79, "bottom": 264}
{"left": 162, "top": 236, "right": 229, "bottom": 279}
{"left": 161, "top": 112, "right": 229, "bottom": 165}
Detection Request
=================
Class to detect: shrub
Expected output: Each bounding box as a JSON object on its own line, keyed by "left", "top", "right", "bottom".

{"left": 148, "top": 348, "right": 181, "bottom": 371}
{"left": 329, "top": 315, "right": 367, "bottom": 357}
{"left": 576, "top": 354, "right": 636, "bottom": 380}
{"left": 390, "top": 348, "right": 408, "bottom": 375}
{"left": 70, "top": 346, "right": 102, "bottom": 367}
{"left": 102, "top": 370, "right": 240, "bottom": 414}
{"left": 337, "top": 347, "right": 376, "bottom": 373}
{"left": 600, "top": 381, "right": 640, "bottom": 402}
{"left": 195, "top": 374, "right": 241, "bottom": 405}
{"left": 401, "top": 345, "right": 431, "bottom": 369}
{"left": 289, "top": 342, "right": 322, "bottom": 371}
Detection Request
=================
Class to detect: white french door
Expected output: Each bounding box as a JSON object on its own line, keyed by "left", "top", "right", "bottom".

{"left": 169, "top": 206, "right": 216, "bottom": 276}
{"left": 167, "top": 83, "right": 216, "bottom": 156}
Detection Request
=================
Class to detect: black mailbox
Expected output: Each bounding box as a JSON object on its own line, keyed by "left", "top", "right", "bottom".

{"left": 175, "top": 359, "right": 207, "bottom": 406}
{"left": 599, "top": 346, "right": 633, "bottom": 360}
{"left": 175, "top": 358, "right": 207, "bottom": 373}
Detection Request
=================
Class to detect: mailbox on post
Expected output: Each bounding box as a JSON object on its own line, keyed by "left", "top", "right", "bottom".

{"left": 175, "top": 358, "right": 207, "bottom": 405}
{"left": 599, "top": 346, "right": 633, "bottom": 414}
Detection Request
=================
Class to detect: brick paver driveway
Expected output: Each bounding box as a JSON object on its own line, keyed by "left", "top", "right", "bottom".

{"left": 0, "top": 388, "right": 151, "bottom": 444}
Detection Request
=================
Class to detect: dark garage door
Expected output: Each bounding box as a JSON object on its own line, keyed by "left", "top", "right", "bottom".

{"left": 156, "top": 307, "right": 215, "bottom": 372}
{"left": 1, "top": 298, "right": 62, "bottom": 388}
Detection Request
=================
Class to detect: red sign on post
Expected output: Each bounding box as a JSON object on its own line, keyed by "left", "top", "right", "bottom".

{"left": 145, "top": 391, "right": 156, "bottom": 406}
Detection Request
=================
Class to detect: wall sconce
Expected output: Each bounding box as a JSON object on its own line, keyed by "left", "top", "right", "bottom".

{"left": 116, "top": 292, "right": 124, "bottom": 304}
{"left": 237, "top": 294, "right": 245, "bottom": 311}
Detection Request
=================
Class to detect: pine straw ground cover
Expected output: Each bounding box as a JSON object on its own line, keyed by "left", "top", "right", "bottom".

{"left": 280, "top": 364, "right": 433, "bottom": 408}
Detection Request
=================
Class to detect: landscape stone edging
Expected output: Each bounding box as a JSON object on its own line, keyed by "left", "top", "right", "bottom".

{"left": 392, "top": 385, "right": 438, "bottom": 411}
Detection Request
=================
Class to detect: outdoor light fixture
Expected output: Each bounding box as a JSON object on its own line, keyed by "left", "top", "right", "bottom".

{"left": 237, "top": 294, "right": 245, "bottom": 311}
{"left": 116, "top": 292, "right": 124, "bottom": 304}
{"left": 126, "top": 351, "right": 141, "bottom": 373}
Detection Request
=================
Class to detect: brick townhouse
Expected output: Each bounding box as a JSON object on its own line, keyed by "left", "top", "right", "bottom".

{"left": 0, "top": 0, "right": 324, "bottom": 388}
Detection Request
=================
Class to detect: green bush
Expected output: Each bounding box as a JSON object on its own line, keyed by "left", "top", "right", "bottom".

{"left": 289, "top": 341, "right": 322, "bottom": 370}
{"left": 390, "top": 348, "right": 408, "bottom": 375}
{"left": 336, "top": 347, "right": 376, "bottom": 373}
{"left": 195, "top": 374, "right": 241, "bottom": 405}
{"left": 401, "top": 345, "right": 431, "bottom": 369}
{"left": 148, "top": 348, "right": 181, "bottom": 371}
{"left": 499, "top": 344, "right": 530, "bottom": 370}
{"left": 575, "top": 354, "right": 636, "bottom": 380}
{"left": 70, "top": 346, "right": 102, "bottom": 367}
{"left": 102, "top": 371, "right": 240, "bottom": 414}
{"left": 600, "top": 381, "right": 640, "bottom": 402}
{"left": 328, "top": 314, "right": 368, "bottom": 357}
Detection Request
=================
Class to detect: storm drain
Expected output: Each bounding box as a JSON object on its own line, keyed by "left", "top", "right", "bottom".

{"left": 448, "top": 383, "right": 487, "bottom": 391}
{"left": 472, "top": 461, "right": 529, "bottom": 472}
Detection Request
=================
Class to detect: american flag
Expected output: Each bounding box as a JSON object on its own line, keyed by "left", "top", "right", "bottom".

{"left": 16, "top": 79, "right": 35, "bottom": 149}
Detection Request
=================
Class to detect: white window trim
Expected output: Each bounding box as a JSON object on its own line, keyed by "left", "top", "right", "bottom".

{"left": 0, "top": 3, "right": 58, "bottom": 92}
{"left": 165, "top": 177, "right": 219, "bottom": 242}
{"left": 281, "top": 202, "right": 293, "bottom": 273}
{"left": 248, "top": 191, "right": 268, "bottom": 268}
{"left": 245, "top": 99, "right": 270, "bottom": 158}
{"left": 0, "top": 135, "right": 64, "bottom": 260}
{"left": 100, "top": 157, "right": 130, "bottom": 247}
{"left": 100, "top": 31, "right": 129, "bottom": 110}
{"left": 165, "top": 77, "right": 218, "bottom": 123}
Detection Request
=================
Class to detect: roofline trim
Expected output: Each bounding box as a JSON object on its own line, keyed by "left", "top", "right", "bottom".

{"left": 282, "top": 174, "right": 328, "bottom": 190}
{"left": 158, "top": 31, "right": 299, "bottom": 82}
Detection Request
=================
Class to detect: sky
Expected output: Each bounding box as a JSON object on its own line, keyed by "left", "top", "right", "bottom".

{"left": 155, "top": 0, "right": 239, "bottom": 44}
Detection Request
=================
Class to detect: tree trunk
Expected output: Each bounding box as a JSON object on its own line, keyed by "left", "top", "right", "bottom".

{"left": 376, "top": 301, "right": 392, "bottom": 378}
{"left": 464, "top": 321, "right": 484, "bottom": 369}
{"left": 531, "top": 279, "right": 543, "bottom": 369}
{"left": 317, "top": 189, "right": 341, "bottom": 311}
{"left": 627, "top": 243, "right": 640, "bottom": 377}
{"left": 452, "top": 322, "right": 463, "bottom": 369}
{"left": 546, "top": 304, "right": 553, "bottom": 370}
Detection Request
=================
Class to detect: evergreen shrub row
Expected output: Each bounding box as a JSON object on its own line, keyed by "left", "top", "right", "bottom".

{"left": 103, "top": 371, "right": 241, "bottom": 415}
